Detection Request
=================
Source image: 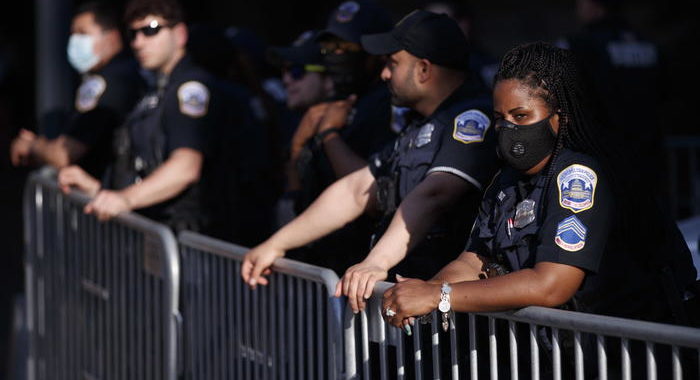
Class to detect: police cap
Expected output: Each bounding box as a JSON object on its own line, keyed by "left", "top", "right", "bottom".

{"left": 317, "top": 0, "right": 393, "bottom": 44}
{"left": 267, "top": 30, "right": 324, "bottom": 67}
{"left": 361, "top": 9, "right": 469, "bottom": 70}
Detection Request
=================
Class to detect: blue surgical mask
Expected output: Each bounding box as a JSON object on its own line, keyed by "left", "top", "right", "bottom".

{"left": 67, "top": 34, "right": 99, "bottom": 73}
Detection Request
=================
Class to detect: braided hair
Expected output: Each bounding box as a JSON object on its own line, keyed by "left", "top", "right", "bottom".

{"left": 494, "top": 42, "right": 610, "bottom": 175}
{"left": 493, "top": 41, "right": 648, "bottom": 243}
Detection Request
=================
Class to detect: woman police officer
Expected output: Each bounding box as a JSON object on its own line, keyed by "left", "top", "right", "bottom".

{"left": 381, "top": 42, "right": 696, "bottom": 329}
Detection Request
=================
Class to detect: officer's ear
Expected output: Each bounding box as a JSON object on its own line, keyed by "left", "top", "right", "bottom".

{"left": 172, "top": 22, "right": 188, "bottom": 48}
{"left": 415, "top": 58, "right": 431, "bottom": 84}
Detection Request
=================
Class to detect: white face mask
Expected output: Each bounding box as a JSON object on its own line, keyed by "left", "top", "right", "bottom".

{"left": 67, "top": 34, "right": 99, "bottom": 73}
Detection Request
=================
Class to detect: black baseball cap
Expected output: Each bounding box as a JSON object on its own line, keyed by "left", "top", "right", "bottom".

{"left": 317, "top": 0, "right": 393, "bottom": 44}
{"left": 361, "top": 9, "right": 470, "bottom": 70}
{"left": 267, "top": 30, "right": 324, "bottom": 67}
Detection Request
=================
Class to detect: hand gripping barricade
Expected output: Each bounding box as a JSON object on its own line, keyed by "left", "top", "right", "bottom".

{"left": 345, "top": 281, "right": 700, "bottom": 380}
{"left": 23, "top": 168, "right": 180, "bottom": 380}
{"left": 178, "top": 231, "right": 344, "bottom": 380}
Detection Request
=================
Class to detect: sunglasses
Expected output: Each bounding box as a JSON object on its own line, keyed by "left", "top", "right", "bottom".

{"left": 283, "top": 64, "right": 326, "bottom": 80}
{"left": 127, "top": 20, "right": 170, "bottom": 41}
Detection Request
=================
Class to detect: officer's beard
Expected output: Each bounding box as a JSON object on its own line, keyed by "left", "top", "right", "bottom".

{"left": 388, "top": 75, "right": 420, "bottom": 109}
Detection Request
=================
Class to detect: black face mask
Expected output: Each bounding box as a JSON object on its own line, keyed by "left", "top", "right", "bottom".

{"left": 496, "top": 114, "right": 557, "bottom": 172}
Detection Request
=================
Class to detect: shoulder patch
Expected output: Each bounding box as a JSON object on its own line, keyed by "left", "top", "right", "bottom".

{"left": 557, "top": 164, "right": 597, "bottom": 213}
{"left": 75, "top": 75, "right": 106, "bottom": 112}
{"left": 555, "top": 215, "right": 587, "bottom": 252}
{"left": 177, "top": 81, "right": 210, "bottom": 118}
{"left": 336, "top": 1, "right": 360, "bottom": 22}
{"left": 452, "top": 109, "right": 490, "bottom": 144}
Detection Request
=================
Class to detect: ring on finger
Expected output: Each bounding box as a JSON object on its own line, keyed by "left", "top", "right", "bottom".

{"left": 385, "top": 306, "right": 396, "bottom": 317}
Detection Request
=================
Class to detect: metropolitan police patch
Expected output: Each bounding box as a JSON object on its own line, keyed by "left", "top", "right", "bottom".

{"left": 336, "top": 1, "right": 360, "bottom": 22}
{"left": 76, "top": 75, "right": 106, "bottom": 112}
{"left": 555, "top": 215, "right": 587, "bottom": 252}
{"left": 452, "top": 109, "right": 489, "bottom": 144}
{"left": 177, "top": 81, "right": 209, "bottom": 118}
{"left": 557, "top": 164, "right": 597, "bottom": 213}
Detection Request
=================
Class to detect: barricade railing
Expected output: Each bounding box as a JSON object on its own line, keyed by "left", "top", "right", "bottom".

{"left": 345, "top": 281, "right": 700, "bottom": 380}
{"left": 23, "top": 168, "right": 180, "bottom": 380}
{"left": 178, "top": 231, "right": 344, "bottom": 380}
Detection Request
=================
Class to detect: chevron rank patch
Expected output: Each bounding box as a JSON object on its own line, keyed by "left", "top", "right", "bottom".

{"left": 453, "top": 109, "right": 490, "bottom": 144}
{"left": 177, "top": 81, "right": 209, "bottom": 118}
{"left": 554, "top": 215, "right": 587, "bottom": 252}
{"left": 76, "top": 75, "right": 106, "bottom": 112}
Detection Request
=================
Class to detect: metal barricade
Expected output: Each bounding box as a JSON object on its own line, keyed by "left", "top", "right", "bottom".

{"left": 23, "top": 168, "right": 180, "bottom": 380}
{"left": 346, "top": 281, "right": 700, "bottom": 380}
{"left": 178, "top": 231, "right": 344, "bottom": 379}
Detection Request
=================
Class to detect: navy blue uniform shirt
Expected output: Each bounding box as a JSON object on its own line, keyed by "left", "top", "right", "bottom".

{"left": 65, "top": 51, "right": 144, "bottom": 178}
{"left": 467, "top": 148, "right": 696, "bottom": 321}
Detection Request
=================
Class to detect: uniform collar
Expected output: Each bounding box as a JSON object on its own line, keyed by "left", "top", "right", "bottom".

{"left": 157, "top": 53, "right": 193, "bottom": 91}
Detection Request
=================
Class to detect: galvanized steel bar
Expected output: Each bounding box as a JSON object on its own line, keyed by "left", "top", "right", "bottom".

{"left": 597, "top": 334, "right": 607, "bottom": 380}
{"left": 378, "top": 312, "right": 388, "bottom": 380}
{"left": 574, "top": 331, "right": 583, "bottom": 380}
{"left": 509, "top": 321, "right": 518, "bottom": 380}
{"left": 413, "top": 317, "right": 423, "bottom": 380}
{"left": 552, "top": 328, "right": 561, "bottom": 380}
{"left": 361, "top": 309, "right": 370, "bottom": 380}
{"left": 529, "top": 323, "right": 539, "bottom": 380}
{"left": 489, "top": 317, "right": 497, "bottom": 380}
{"left": 469, "top": 314, "right": 478, "bottom": 380}
{"left": 622, "top": 338, "right": 631, "bottom": 380}
{"left": 431, "top": 311, "right": 441, "bottom": 379}
{"left": 671, "top": 346, "right": 680, "bottom": 380}
{"left": 646, "top": 342, "right": 656, "bottom": 380}
{"left": 449, "top": 312, "right": 458, "bottom": 380}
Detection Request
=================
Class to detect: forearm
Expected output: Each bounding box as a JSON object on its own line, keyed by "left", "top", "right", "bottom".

{"left": 30, "top": 137, "right": 70, "bottom": 167}
{"left": 450, "top": 264, "right": 583, "bottom": 313}
{"left": 321, "top": 134, "right": 368, "bottom": 178}
{"left": 267, "top": 167, "right": 374, "bottom": 250}
{"left": 430, "top": 251, "right": 488, "bottom": 284}
{"left": 120, "top": 149, "right": 201, "bottom": 209}
{"left": 365, "top": 174, "right": 465, "bottom": 270}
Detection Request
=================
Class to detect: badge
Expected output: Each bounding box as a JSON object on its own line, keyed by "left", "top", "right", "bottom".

{"left": 336, "top": 1, "right": 360, "bottom": 23}
{"left": 557, "top": 164, "right": 597, "bottom": 213}
{"left": 513, "top": 199, "right": 536, "bottom": 228}
{"left": 497, "top": 191, "right": 506, "bottom": 202}
{"left": 177, "top": 81, "right": 209, "bottom": 118}
{"left": 414, "top": 123, "right": 434, "bottom": 148}
{"left": 390, "top": 105, "right": 410, "bottom": 134}
{"left": 76, "top": 74, "right": 106, "bottom": 112}
{"left": 555, "top": 215, "right": 587, "bottom": 252}
{"left": 452, "top": 109, "right": 490, "bottom": 144}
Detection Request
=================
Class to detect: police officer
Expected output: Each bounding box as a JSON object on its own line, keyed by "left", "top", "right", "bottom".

{"left": 383, "top": 42, "right": 696, "bottom": 336}
{"left": 10, "top": 1, "right": 144, "bottom": 179}
{"left": 59, "top": 0, "right": 218, "bottom": 232}
{"left": 268, "top": 30, "right": 333, "bottom": 115}
{"left": 266, "top": 30, "right": 335, "bottom": 227}
{"left": 243, "top": 10, "right": 498, "bottom": 315}
{"left": 274, "top": 1, "right": 399, "bottom": 275}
